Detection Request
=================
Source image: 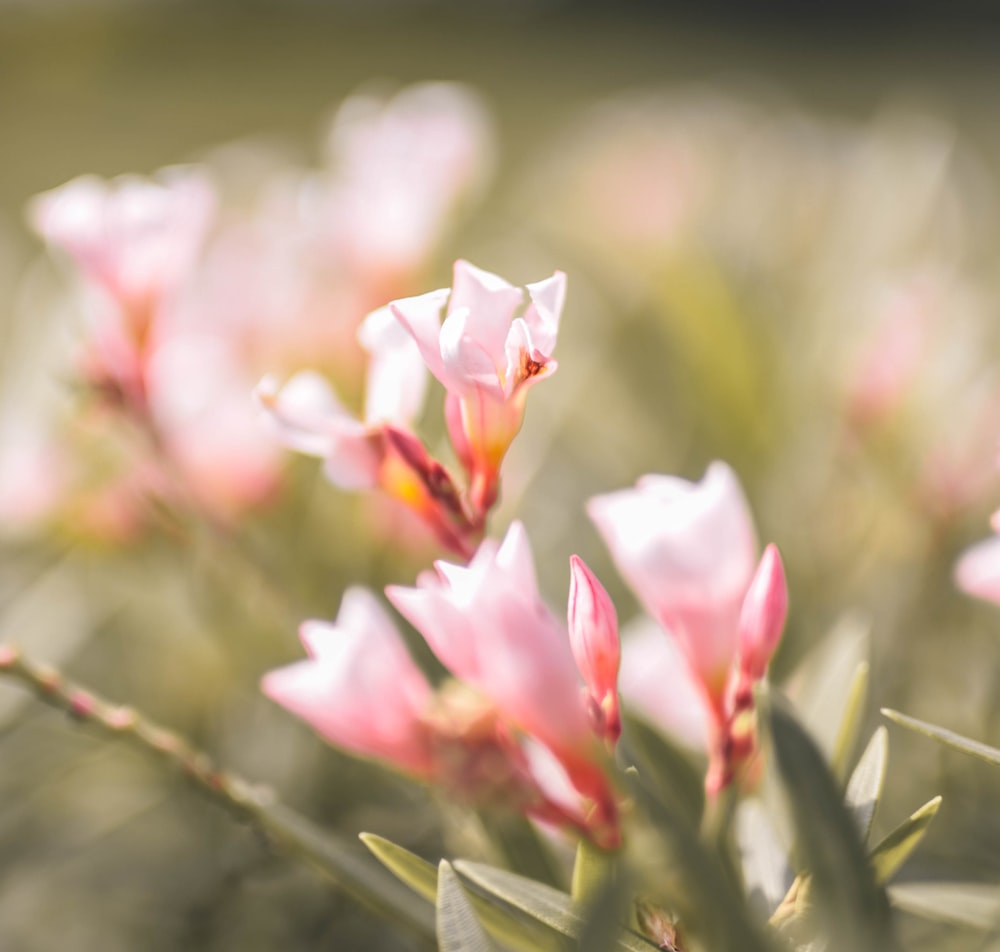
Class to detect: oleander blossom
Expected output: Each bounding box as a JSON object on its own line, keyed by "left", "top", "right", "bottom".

{"left": 390, "top": 260, "right": 565, "bottom": 516}
{"left": 387, "top": 521, "right": 620, "bottom": 843}
{"left": 263, "top": 575, "right": 619, "bottom": 845}
{"left": 257, "top": 307, "right": 481, "bottom": 557}
{"left": 588, "top": 462, "right": 788, "bottom": 794}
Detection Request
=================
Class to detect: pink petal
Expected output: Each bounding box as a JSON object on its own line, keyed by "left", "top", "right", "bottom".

{"left": 955, "top": 534, "right": 1000, "bottom": 605}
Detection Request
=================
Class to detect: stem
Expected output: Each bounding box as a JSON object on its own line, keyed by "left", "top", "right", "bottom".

{"left": 0, "top": 643, "right": 435, "bottom": 939}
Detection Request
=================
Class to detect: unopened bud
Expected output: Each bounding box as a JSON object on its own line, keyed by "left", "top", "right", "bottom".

{"left": 568, "top": 555, "right": 621, "bottom": 744}
{"left": 737, "top": 544, "right": 788, "bottom": 680}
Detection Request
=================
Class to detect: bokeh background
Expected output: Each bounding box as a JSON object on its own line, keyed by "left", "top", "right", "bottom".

{"left": 3, "top": 2, "right": 1000, "bottom": 949}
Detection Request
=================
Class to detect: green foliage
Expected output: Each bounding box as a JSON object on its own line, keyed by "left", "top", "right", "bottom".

{"left": 436, "top": 861, "right": 500, "bottom": 952}
{"left": 869, "top": 796, "right": 942, "bottom": 884}
{"left": 760, "top": 691, "right": 899, "bottom": 952}
{"left": 882, "top": 708, "right": 1000, "bottom": 767}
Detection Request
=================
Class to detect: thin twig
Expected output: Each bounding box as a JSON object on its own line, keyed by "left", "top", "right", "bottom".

{"left": 0, "top": 643, "right": 435, "bottom": 940}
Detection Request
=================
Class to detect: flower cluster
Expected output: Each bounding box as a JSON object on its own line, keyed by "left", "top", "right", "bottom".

{"left": 2, "top": 83, "right": 492, "bottom": 540}
{"left": 263, "top": 268, "right": 789, "bottom": 848}
{"left": 260, "top": 259, "right": 566, "bottom": 557}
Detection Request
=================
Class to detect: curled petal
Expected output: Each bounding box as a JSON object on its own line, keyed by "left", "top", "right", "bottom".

{"left": 358, "top": 305, "right": 428, "bottom": 425}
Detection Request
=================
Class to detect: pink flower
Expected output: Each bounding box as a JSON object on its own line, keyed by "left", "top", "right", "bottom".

{"left": 386, "top": 522, "right": 590, "bottom": 758}
{"left": 262, "top": 588, "right": 434, "bottom": 775}
{"left": 29, "top": 170, "right": 216, "bottom": 328}
{"left": 318, "top": 83, "right": 493, "bottom": 288}
{"left": 567, "top": 556, "right": 621, "bottom": 744}
{"left": 390, "top": 260, "right": 566, "bottom": 515}
{"left": 589, "top": 462, "right": 788, "bottom": 794}
{"left": 587, "top": 462, "right": 758, "bottom": 699}
{"left": 258, "top": 308, "right": 478, "bottom": 555}
{"left": 955, "top": 534, "right": 1000, "bottom": 605}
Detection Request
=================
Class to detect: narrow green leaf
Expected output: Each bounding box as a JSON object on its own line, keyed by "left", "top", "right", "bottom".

{"left": 830, "top": 662, "right": 870, "bottom": 779}
{"left": 889, "top": 882, "right": 1000, "bottom": 930}
{"left": 620, "top": 710, "right": 706, "bottom": 826}
{"left": 761, "top": 691, "right": 898, "bottom": 952}
{"left": 255, "top": 806, "right": 435, "bottom": 938}
{"left": 578, "top": 865, "right": 635, "bottom": 952}
{"left": 869, "top": 796, "right": 942, "bottom": 884}
{"left": 454, "top": 861, "right": 660, "bottom": 951}
{"left": 437, "top": 861, "right": 500, "bottom": 952}
{"left": 626, "top": 773, "right": 773, "bottom": 952}
{"left": 360, "top": 832, "right": 439, "bottom": 904}
{"left": 845, "top": 727, "right": 889, "bottom": 844}
{"left": 361, "top": 835, "right": 564, "bottom": 952}
{"left": 882, "top": 708, "right": 1000, "bottom": 767}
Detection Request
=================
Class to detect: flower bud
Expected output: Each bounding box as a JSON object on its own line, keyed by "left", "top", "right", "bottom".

{"left": 567, "top": 555, "right": 621, "bottom": 743}
{"left": 736, "top": 544, "right": 788, "bottom": 680}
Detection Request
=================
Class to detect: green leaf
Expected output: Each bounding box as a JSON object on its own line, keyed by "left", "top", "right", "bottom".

{"left": 437, "top": 861, "right": 500, "bottom": 952}
{"left": 760, "top": 690, "right": 898, "bottom": 952}
{"left": 626, "top": 773, "right": 773, "bottom": 952}
{"left": 869, "top": 796, "right": 942, "bottom": 884}
{"left": 255, "top": 806, "right": 435, "bottom": 939}
{"left": 454, "top": 861, "right": 660, "bottom": 951}
{"left": 787, "top": 615, "right": 869, "bottom": 771}
{"left": 620, "top": 710, "right": 706, "bottom": 827}
{"left": 889, "top": 882, "right": 1000, "bottom": 930}
{"left": 882, "top": 708, "right": 1000, "bottom": 767}
{"left": 361, "top": 835, "right": 564, "bottom": 952}
{"left": 845, "top": 727, "right": 889, "bottom": 844}
{"left": 360, "top": 832, "right": 439, "bottom": 904}
{"left": 830, "top": 662, "right": 870, "bottom": 779}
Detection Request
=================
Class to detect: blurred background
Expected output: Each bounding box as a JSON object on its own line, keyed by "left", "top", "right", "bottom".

{"left": 3, "top": 1, "right": 1000, "bottom": 949}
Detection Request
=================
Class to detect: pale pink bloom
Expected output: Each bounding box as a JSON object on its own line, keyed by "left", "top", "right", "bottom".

{"left": 262, "top": 588, "right": 434, "bottom": 775}
{"left": 390, "top": 260, "right": 565, "bottom": 513}
{"left": 955, "top": 535, "right": 1000, "bottom": 605}
{"left": 736, "top": 544, "right": 789, "bottom": 681}
{"left": 386, "top": 522, "right": 591, "bottom": 760}
{"left": 29, "top": 170, "right": 216, "bottom": 321}
{"left": 587, "top": 462, "right": 758, "bottom": 699}
{"left": 145, "top": 331, "right": 282, "bottom": 516}
{"left": 257, "top": 305, "right": 428, "bottom": 491}
{"left": 567, "top": 556, "right": 621, "bottom": 743}
{"left": 318, "top": 83, "right": 493, "bottom": 283}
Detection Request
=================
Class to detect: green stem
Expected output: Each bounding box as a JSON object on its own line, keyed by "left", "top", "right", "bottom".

{"left": 0, "top": 643, "right": 435, "bottom": 940}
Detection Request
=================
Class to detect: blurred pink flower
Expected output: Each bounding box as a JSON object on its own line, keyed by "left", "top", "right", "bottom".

{"left": 588, "top": 462, "right": 758, "bottom": 698}
{"left": 317, "top": 83, "right": 493, "bottom": 293}
{"left": 262, "top": 587, "right": 434, "bottom": 775}
{"left": 589, "top": 462, "right": 787, "bottom": 794}
{"left": 955, "top": 534, "right": 1000, "bottom": 605}
{"left": 390, "top": 260, "right": 565, "bottom": 515}
{"left": 29, "top": 170, "right": 216, "bottom": 334}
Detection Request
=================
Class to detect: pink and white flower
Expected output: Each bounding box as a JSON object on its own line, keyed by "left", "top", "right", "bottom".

{"left": 262, "top": 587, "right": 434, "bottom": 775}
{"left": 588, "top": 462, "right": 787, "bottom": 794}
{"left": 390, "top": 260, "right": 566, "bottom": 515}
{"left": 386, "top": 522, "right": 591, "bottom": 758}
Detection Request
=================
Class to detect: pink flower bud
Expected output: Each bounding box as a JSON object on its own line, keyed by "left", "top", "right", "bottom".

{"left": 736, "top": 544, "right": 788, "bottom": 680}
{"left": 567, "top": 556, "right": 621, "bottom": 743}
